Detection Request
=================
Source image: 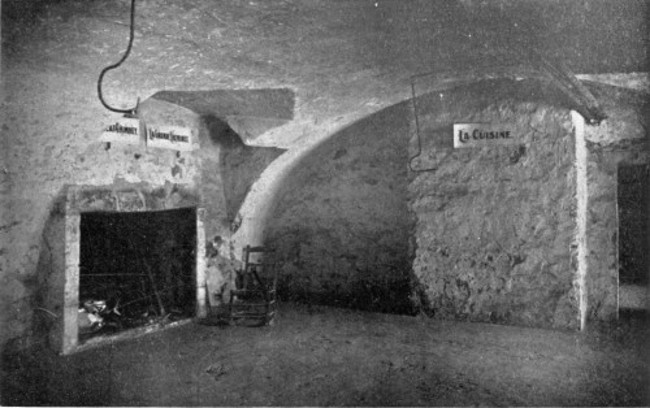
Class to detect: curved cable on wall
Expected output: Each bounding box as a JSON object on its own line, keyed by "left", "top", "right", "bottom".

{"left": 408, "top": 79, "right": 438, "bottom": 173}
{"left": 97, "top": 0, "right": 138, "bottom": 115}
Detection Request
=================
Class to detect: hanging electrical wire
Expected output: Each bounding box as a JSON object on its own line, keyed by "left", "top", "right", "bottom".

{"left": 408, "top": 77, "right": 438, "bottom": 173}
{"left": 407, "top": 3, "right": 442, "bottom": 174}
{"left": 97, "top": 0, "right": 138, "bottom": 115}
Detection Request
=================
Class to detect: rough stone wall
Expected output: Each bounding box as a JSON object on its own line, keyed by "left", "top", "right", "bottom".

{"left": 3, "top": 116, "right": 199, "bottom": 353}
{"left": 199, "top": 113, "right": 284, "bottom": 305}
{"left": 583, "top": 83, "right": 649, "bottom": 319}
{"left": 1, "top": 97, "right": 205, "bottom": 353}
{"left": 409, "top": 80, "right": 579, "bottom": 328}
{"left": 1, "top": 90, "right": 279, "bottom": 352}
{"left": 264, "top": 104, "right": 415, "bottom": 314}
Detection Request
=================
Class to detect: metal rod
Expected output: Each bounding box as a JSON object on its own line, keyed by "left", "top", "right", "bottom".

{"left": 81, "top": 273, "right": 195, "bottom": 277}
{"left": 143, "top": 260, "right": 166, "bottom": 316}
{"left": 81, "top": 273, "right": 151, "bottom": 277}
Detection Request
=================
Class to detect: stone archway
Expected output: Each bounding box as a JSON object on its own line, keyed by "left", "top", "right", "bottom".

{"left": 232, "top": 76, "right": 646, "bottom": 329}
{"left": 260, "top": 102, "right": 416, "bottom": 313}
{"left": 233, "top": 77, "right": 589, "bottom": 326}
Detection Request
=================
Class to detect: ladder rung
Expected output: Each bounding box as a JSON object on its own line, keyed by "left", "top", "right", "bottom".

{"left": 232, "top": 305, "right": 273, "bottom": 310}
{"left": 244, "top": 246, "right": 274, "bottom": 253}
{"left": 231, "top": 312, "right": 276, "bottom": 318}
{"left": 231, "top": 290, "right": 274, "bottom": 295}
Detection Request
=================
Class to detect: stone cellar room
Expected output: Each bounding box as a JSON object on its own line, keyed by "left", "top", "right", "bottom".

{"left": 1, "top": 0, "right": 648, "bottom": 406}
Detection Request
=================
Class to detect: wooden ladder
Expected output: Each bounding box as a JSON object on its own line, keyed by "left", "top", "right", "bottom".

{"left": 228, "top": 245, "right": 278, "bottom": 326}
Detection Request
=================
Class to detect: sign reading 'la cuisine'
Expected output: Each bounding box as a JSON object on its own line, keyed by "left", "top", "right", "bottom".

{"left": 453, "top": 123, "right": 517, "bottom": 148}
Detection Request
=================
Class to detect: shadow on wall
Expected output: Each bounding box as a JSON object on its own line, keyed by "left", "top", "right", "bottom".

{"left": 152, "top": 88, "right": 295, "bottom": 144}
{"left": 31, "top": 187, "right": 69, "bottom": 351}
{"left": 202, "top": 115, "right": 286, "bottom": 228}
{"left": 263, "top": 102, "right": 426, "bottom": 315}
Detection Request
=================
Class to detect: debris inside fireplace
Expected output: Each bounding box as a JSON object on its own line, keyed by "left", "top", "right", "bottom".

{"left": 77, "top": 290, "right": 191, "bottom": 341}
{"left": 79, "top": 209, "right": 197, "bottom": 343}
{"left": 78, "top": 299, "right": 119, "bottom": 334}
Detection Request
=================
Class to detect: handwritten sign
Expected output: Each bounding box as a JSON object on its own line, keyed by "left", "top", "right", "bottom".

{"left": 100, "top": 117, "right": 142, "bottom": 146}
{"left": 145, "top": 124, "right": 195, "bottom": 151}
{"left": 453, "top": 123, "right": 517, "bottom": 149}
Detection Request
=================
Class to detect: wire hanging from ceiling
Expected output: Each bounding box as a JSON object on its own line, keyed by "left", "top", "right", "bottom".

{"left": 408, "top": 75, "right": 439, "bottom": 173}
{"left": 97, "top": 0, "right": 138, "bottom": 115}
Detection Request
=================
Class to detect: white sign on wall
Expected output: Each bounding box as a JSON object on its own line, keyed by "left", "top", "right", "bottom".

{"left": 145, "top": 124, "right": 195, "bottom": 151}
{"left": 453, "top": 123, "right": 517, "bottom": 149}
{"left": 100, "top": 117, "right": 142, "bottom": 146}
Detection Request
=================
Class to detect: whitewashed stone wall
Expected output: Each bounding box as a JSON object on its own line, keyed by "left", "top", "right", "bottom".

{"left": 408, "top": 79, "right": 580, "bottom": 328}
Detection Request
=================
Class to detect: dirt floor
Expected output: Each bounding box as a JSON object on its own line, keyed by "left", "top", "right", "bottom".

{"left": 2, "top": 302, "right": 648, "bottom": 406}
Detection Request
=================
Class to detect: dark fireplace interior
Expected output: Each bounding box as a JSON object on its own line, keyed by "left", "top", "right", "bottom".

{"left": 618, "top": 164, "right": 649, "bottom": 285}
{"left": 79, "top": 207, "right": 197, "bottom": 342}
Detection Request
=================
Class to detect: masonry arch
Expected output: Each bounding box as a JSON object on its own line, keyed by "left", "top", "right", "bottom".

{"left": 233, "top": 76, "right": 645, "bottom": 326}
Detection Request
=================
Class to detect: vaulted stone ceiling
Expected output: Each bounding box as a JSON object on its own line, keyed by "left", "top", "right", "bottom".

{"left": 3, "top": 0, "right": 648, "bottom": 149}
{"left": 3, "top": 0, "right": 647, "bottom": 251}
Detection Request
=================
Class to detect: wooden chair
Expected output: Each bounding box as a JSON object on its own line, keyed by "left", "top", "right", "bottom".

{"left": 228, "top": 245, "right": 277, "bottom": 326}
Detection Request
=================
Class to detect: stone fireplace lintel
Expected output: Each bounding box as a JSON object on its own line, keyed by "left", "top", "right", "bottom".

{"left": 47, "top": 184, "right": 207, "bottom": 355}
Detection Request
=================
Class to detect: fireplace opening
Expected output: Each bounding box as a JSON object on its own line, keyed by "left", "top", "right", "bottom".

{"left": 78, "top": 207, "right": 197, "bottom": 343}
